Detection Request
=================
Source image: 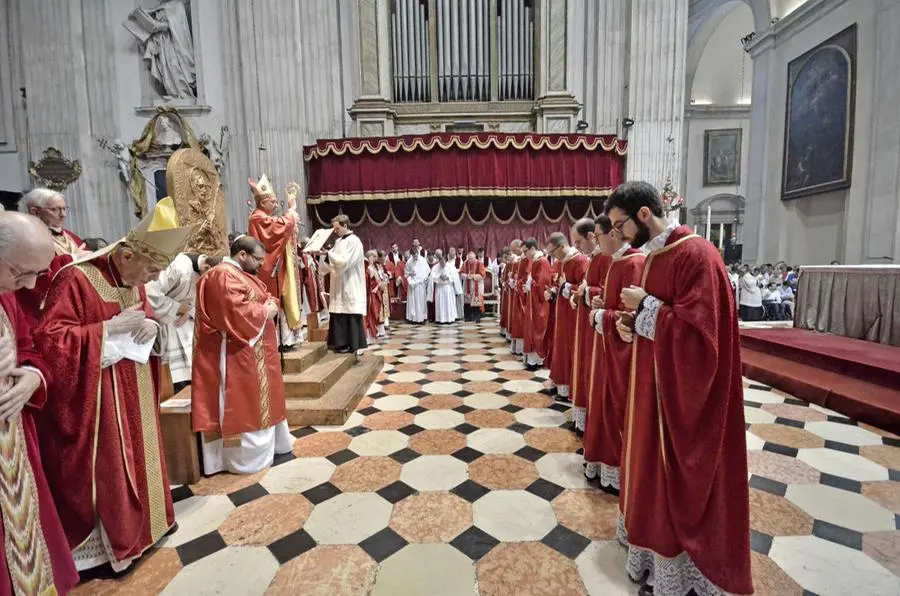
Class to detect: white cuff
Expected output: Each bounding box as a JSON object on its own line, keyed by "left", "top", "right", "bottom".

{"left": 20, "top": 365, "right": 46, "bottom": 390}
{"left": 634, "top": 295, "right": 662, "bottom": 340}
{"left": 593, "top": 308, "right": 605, "bottom": 333}
{"left": 561, "top": 283, "right": 572, "bottom": 299}
{"left": 249, "top": 319, "right": 267, "bottom": 348}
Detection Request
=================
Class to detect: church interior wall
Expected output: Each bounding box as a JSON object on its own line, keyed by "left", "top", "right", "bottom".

{"left": 752, "top": 0, "right": 900, "bottom": 265}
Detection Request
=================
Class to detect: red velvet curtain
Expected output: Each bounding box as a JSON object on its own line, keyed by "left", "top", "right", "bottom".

{"left": 303, "top": 133, "right": 627, "bottom": 256}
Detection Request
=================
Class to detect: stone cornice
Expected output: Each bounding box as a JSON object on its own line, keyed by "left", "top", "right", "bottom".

{"left": 685, "top": 105, "right": 751, "bottom": 119}
{"left": 745, "top": 0, "right": 848, "bottom": 57}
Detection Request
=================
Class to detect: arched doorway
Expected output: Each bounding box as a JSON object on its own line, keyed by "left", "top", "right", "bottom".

{"left": 690, "top": 193, "right": 745, "bottom": 251}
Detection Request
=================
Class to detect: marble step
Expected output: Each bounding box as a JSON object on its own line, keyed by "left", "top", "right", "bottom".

{"left": 285, "top": 354, "right": 383, "bottom": 426}
{"left": 282, "top": 342, "right": 328, "bottom": 375}
{"left": 283, "top": 351, "right": 356, "bottom": 398}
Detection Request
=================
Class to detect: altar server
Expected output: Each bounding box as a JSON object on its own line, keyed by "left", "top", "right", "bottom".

{"left": 405, "top": 251, "right": 430, "bottom": 324}
{"left": 427, "top": 254, "right": 462, "bottom": 323}
{"left": 320, "top": 215, "right": 367, "bottom": 353}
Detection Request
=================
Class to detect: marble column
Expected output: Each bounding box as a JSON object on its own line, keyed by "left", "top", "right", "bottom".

{"left": 14, "top": 0, "right": 131, "bottom": 238}
{"left": 568, "top": 0, "right": 628, "bottom": 135}
{"left": 741, "top": 31, "right": 776, "bottom": 264}
{"left": 348, "top": 0, "right": 395, "bottom": 137}
{"left": 534, "top": 0, "right": 581, "bottom": 133}
{"left": 624, "top": 0, "right": 688, "bottom": 190}
{"left": 220, "top": 0, "right": 357, "bottom": 231}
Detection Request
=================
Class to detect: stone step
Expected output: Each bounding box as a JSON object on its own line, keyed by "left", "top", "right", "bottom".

{"left": 283, "top": 351, "right": 356, "bottom": 398}
{"left": 309, "top": 327, "right": 329, "bottom": 343}
{"left": 285, "top": 353, "right": 383, "bottom": 426}
{"left": 282, "top": 342, "right": 327, "bottom": 375}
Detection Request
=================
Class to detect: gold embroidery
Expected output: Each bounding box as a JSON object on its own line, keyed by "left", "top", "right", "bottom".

{"left": 255, "top": 340, "right": 271, "bottom": 428}
{"left": 0, "top": 309, "right": 56, "bottom": 596}
{"left": 78, "top": 264, "right": 169, "bottom": 544}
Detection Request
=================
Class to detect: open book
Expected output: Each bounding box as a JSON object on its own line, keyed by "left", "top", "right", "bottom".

{"left": 123, "top": 8, "right": 158, "bottom": 44}
{"left": 303, "top": 228, "right": 337, "bottom": 253}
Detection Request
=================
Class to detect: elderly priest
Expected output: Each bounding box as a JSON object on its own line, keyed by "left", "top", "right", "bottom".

{"left": 191, "top": 236, "right": 293, "bottom": 475}
{"left": 35, "top": 198, "right": 196, "bottom": 573}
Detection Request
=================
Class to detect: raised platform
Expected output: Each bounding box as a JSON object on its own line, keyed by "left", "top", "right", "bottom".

{"left": 740, "top": 327, "right": 900, "bottom": 434}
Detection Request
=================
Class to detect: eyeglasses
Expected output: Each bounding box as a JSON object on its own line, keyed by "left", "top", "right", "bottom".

{"left": 42, "top": 206, "right": 68, "bottom": 215}
{"left": 610, "top": 215, "right": 633, "bottom": 235}
{"left": 0, "top": 256, "right": 49, "bottom": 280}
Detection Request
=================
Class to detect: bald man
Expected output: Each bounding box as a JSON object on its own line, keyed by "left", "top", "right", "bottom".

{"left": 0, "top": 213, "right": 78, "bottom": 594}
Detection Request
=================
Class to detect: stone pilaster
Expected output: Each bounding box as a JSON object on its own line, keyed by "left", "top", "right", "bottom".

{"left": 348, "top": 0, "right": 395, "bottom": 136}
{"left": 624, "top": 0, "right": 688, "bottom": 190}
{"left": 533, "top": 0, "right": 581, "bottom": 133}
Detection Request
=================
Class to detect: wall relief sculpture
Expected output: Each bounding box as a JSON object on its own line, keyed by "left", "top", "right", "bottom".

{"left": 166, "top": 148, "right": 228, "bottom": 256}
{"left": 124, "top": 0, "right": 197, "bottom": 100}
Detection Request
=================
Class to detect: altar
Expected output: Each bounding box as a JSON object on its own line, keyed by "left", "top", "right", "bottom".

{"left": 795, "top": 265, "right": 900, "bottom": 346}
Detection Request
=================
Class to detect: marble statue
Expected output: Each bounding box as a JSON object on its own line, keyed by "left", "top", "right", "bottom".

{"left": 112, "top": 140, "right": 133, "bottom": 185}
{"left": 166, "top": 148, "right": 228, "bottom": 255}
{"left": 126, "top": 0, "right": 197, "bottom": 100}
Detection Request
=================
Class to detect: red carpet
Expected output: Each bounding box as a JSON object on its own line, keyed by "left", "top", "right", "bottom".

{"left": 740, "top": 328, "right": 900, "bottom": 434}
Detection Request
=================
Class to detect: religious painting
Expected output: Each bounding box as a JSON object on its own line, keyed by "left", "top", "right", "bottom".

{"left": 781, "top": 24, "right": 857, "bottom": 200}
{"left": 703, "top": 129, "right": 742, "bottom": 186}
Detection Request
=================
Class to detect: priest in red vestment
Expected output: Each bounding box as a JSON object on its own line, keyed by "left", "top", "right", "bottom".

{"left": 35, "top": 198, "right": 195, "bottom": 574}
{"left": 247, "top": 175, "right": 302, "bottom": 348}
{"left": 499, "top": 249, "right": 512, "bottom": 338}
{"left": 507, "top": 241, "right": 527, "bottom": 355}
{"left": 569, "top": 219, "right": 611, "bottom": 433}
{"left": 583, "top": 215, "right": 644, "bottom": 493}
{"left": 364, "top": 251, "right": 384, "bottom": 342}
{"left": 459, "top": 251, "right": 486, "bottom": 323}
{"left": 297, "top": 236, "right": 324, "bottom": 319}
{"left": 547, "top": 235, "right": 587, "bottom": 401}
{"left": 0, "top": 212, "right": 78, "bottom": 596}
{"left": 17, "top": 188, "right": 89, "bottom": 325}
{"left": 522, "top": 239, "right": 552, "bottom": 369}
{"left": 609, "top": 181, "right": 752, "bottom": 596}
{"left": 540, "top": 241, "right": 563, "bottom": 374}
{"left": 192, "top": 236, "right": 293, "bottom": 475}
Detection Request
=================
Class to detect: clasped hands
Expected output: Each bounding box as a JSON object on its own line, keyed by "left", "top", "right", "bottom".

{"left": 106, "top": 304, "right": 157, "bottom": 344}
{"left": 0, "top": 337, "right": 41, "bottom": 422}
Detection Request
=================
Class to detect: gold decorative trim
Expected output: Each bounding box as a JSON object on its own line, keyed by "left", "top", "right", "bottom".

{"left": 304, "top": 133, "right": 628, "bottom": 161}
{"left": 308, "top": 186, "right": 614, "bottom": 204}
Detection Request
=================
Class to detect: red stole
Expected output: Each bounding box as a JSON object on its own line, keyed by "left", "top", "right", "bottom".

{"left": 621, "top": 226, "right": 752, "bottom": 594}
{"left": 248, "top": 208, "right": 296, "bottom": 298}
{"left": 0, "top": 294, "right": 78, "bottom": 596}
{"left": 583, "top": 248, "right": 645, "bottom": 467}
{"left": 192, "top": 263, "right": 286, "bottom": 440}
{"left": 524, "top": 256, "right": 552, "bottom": 356}
{"left": 548, "top": 253, "right": 589, "bottom": 388}
{"left": 34, "top": 255, "right": 175, "bottom": 562}
{"left": 572, "top": 253, "right": 612, "bottom": 410}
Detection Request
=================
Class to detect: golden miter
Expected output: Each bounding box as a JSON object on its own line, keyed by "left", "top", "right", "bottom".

{"left": 124, "top": 197, "right": 199, "bottom": 267}
{"left": 248, "top": 174, "right": 275, "bottom": 200}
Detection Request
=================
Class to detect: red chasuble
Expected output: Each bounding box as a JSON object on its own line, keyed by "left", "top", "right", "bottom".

{"left": 248, "top": 209, "right": 296, "bottom": 298}
{"left": 621, "top": 226, "right": 752, "bottom": 594}
{"left": 571, "top": 253, "right": 611, "bottom": 411}
{"left": 0, "top": 294, "right": 78, "bottom": 596}
{"left": 583, "top": 249, "right": 644, "bottom": 472}
{"left": 548, "top": 253, "right": 589, "bottom": 390}
{"left": 364, "top": 265, "right": 382, "bottom": 339}
{"left": 524, "top": 255, "right": 552, "bottom": 357}
{"left": 34, "top": 256, "right": 175, "bottom": 564}
{"left": 511, "top": 258, "right": 531, "bottom": 342}
{"left": 499, "top": 264, "right": 511, "bottom": 333}
{"left": 542, "top": 259, "right": 563, "bottom": 370}
{"left": 506, "top": 259, "right": 523, "bottom": 340}
{"left": 460, "top": 259, "right": 486, "bottom": 310}
{"left": 191, "top": 263, "right": 287, "bottom": 440}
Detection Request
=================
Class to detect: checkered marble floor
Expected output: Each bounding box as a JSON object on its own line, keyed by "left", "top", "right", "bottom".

{"left": 74, "top": 319, "right": 900, "bottom": 595}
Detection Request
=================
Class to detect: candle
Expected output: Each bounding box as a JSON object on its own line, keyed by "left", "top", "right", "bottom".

{"left": 705, "top": 205, "right": 712, "bottom": 241}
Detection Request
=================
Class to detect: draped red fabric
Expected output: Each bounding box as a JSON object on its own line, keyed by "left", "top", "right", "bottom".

{"left": 303, "top": 133, "right": 628, "bottom": 256}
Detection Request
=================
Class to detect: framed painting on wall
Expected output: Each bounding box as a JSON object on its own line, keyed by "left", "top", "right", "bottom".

{"left": 781, "top": 24, "right": 857, "bottom": 201}
{"left": 703, "top": 128, "right": 742, "bottom": 186}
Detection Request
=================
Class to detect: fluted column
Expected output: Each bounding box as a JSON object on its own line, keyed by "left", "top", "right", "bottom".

{"left": 625, "top": 0, "right": 688, "bottom": 190}
{"left": 569, "top": 0, "right": 628, "bottom": 134}
{"left": 15, "top": 0, "right": 130, "bottom": 238}
{"left": 534, "top": 0, "right": 581, "bottom": 133}
{"left": 349, "top": 0, "right": 395, "bottom": 137}
{"left": 220, "top": 0, "right": 357, "bottom": 230}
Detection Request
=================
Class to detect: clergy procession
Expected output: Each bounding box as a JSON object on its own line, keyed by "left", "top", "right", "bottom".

{"left": 0, "top": 175, "right": 753, "bottom": 595}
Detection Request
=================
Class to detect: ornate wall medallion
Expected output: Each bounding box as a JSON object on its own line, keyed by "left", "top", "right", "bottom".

{"left": 28, "top": 147, "right": 82, "bottom": 190}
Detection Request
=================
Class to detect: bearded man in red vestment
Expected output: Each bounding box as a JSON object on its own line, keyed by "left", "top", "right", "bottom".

{"left": 248, "top": 175, "right": 303, "bottom": 348}
{"left": 583, "top": 215, "right": 644, "bottom": 494}
{"left": 35, "top": 198, "right": 195, "bottom": 574}
{"left": 569, "top": 219, "right": 611, "bottom": 433}
{"left": 192, "top": 236, "right": 293, "bottom": 475}
{"left": 16, "top": 188, "right": 89, "bottom": 325}
{"left": 522, "top": 238, "right": 551, "bottom": 369}
{"left": 609, "top": 181, "right": 752, "bottom": 596}
{"left": 546, "top": 233, "right": 587, "bottom": 401}
{"left": 0, "top": 213, "right": 78, "bottom": 596}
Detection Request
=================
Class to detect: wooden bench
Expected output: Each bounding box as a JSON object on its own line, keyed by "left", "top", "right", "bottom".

{"left": 159, "top": 385, "right": 201, "bottom": 486}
